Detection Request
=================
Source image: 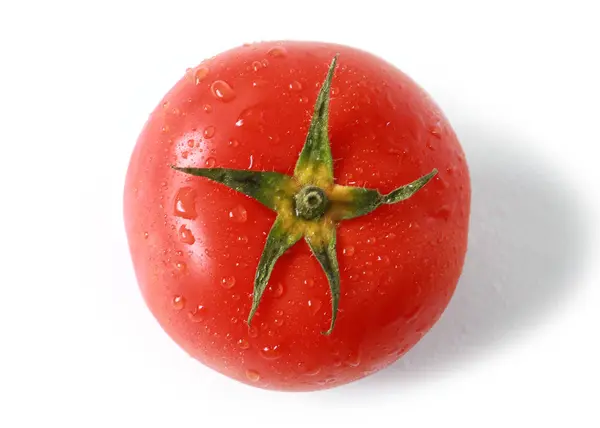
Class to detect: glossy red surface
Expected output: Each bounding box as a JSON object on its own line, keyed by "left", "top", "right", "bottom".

{"left": 124, "top": 41, "right": 470, "bottom": 391}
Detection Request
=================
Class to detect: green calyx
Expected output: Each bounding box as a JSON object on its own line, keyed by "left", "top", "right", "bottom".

{"left": 171, "top": 55, "right": 437, "bottom": 335}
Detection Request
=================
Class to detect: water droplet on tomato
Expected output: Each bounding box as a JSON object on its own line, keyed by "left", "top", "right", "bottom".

{"left": 237, "top": 235, "right": 248, "bottom": 244}
{"left": 174, "top": 187, "right": 197, "bottom": 219}
{"left": 245, "top": 369, "right": 260, "bottom": 382}
{"left": 221, "top": 276, "right": 236, "bottom": 289}
{"left": 248, "top": 325, "right": 258, "bottom": 338}
{"left": 235, "top": 107, "right": 265, "bottom": 129}
{"left": 143, "top": 232, "right": 149, "bottom": 239}
{"left": 203, "top": 104, "right": 213, "bottom": 113}
{"left": 377, "top": 255, "right": 391, "bottom": 265}
{"left": 289, "top": 80, "right": 302, "bottom": 91}
{"left": 210, "top": 80, "right": 236, "bottom": 102}
{"left": 161, "top": 125, "right": 170, "bottom": 133}
{"left": 205, "top": 157, "right": 216, "bottom": 168}
{"left": 331, "top": 87, "right": 340, "bottom": 96}
{"left": 429, "top": 121, "right": 442, "bottom": 138}
{"left": 181, "top": 151, "right": 189, "bottom": 159}
{"left": 267, "top": 46, "right": 287, "bottom": 57}
{"left": 237, "top": 338, "right": 249, "bottom": 349}
{"left": 188, "top": 305, "right": 206, "bottom": 322}
{"left": 194, "top": 66, "right": 209, "bottom": 84}
{"left": 229, "top": 205, "right": 247, "bottom": 223}
{"left": 346, "top": 351, "right": 361, "bottom": 367}
{"left": 268, "top": 282, "right": 284, "bottom": 297}
{"left": 186, "top": 139, "right": 195, "bottom": 148}
{"left": 172, "top": 295, "right": 186, "bottom": 310}
{"left": 175, "top": 261, "right": 187, "bottom": 271}
{"left": 366, "top": 236, "right": 377, "bottom": 244}
{"left": 252, "top": 61, "right": 262, "bottom": 71}
{"left": 322, "top": 376, "right": 337, "bottom": 385}
{"left": 229, "top": 139, "right": 240, "bottom": 148}
{"left": 303, "top": 278, "right": 314, "bottom": 288}
{"left": 179, "top": 225, "right": 196, "bottom": 245}
{"left": 203, "top": 125, "right": 215, "bottom": 139}
{"left": 260, "top": 345, "right": 282, "bottom": 360}
{"left": 297, "top": 363, "right": 321, "bottom": 376}
{"left": 231, "top": 293, "right": 241, "bottom": 301}
{"left": 272, "top": 309, "right": 284, "bottom": 326}
{"left": 343, "top": 246, "right": 355, "bottom": 256}
{"left": 308, "top": 299, "right": 322, "bottom": 315}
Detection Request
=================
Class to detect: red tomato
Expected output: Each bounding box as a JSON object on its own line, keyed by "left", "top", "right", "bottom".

{"left": 124, "top": 41, "right": 470, "bottom": 391}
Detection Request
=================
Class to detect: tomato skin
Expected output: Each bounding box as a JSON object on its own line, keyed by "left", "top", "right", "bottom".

{"left": 124, "top": 41, "right": 470, "bottom": 391}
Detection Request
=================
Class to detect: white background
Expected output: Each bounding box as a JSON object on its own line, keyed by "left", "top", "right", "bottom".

{"left": 1, "top": 0, "right": 599, "bottom": 426}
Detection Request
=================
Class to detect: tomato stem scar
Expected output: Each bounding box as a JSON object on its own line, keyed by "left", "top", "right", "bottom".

{"left": 294, "top": 186, "right": 329, "bottom": 220}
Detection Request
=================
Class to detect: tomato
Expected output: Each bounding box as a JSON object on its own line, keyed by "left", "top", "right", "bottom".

{"left": 124, "top": 41, "right": 470, "bottom": 391}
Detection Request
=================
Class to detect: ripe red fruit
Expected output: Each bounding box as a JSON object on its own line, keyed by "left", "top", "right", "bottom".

{"left": 124, "top": 41, "right": 470, "bottom": 391}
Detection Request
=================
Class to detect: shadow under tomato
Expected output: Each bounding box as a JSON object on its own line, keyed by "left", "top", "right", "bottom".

{"left": 329, "top": 124, "right": 591, "bottom": 394}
